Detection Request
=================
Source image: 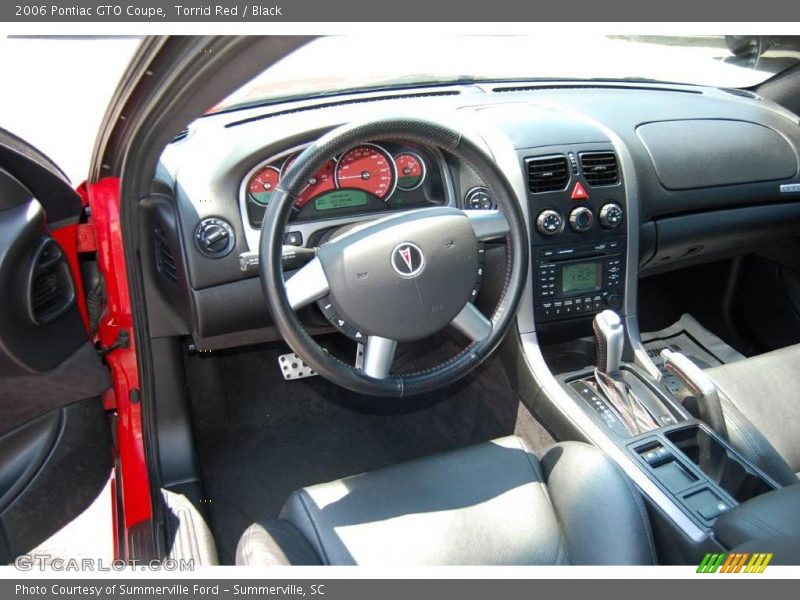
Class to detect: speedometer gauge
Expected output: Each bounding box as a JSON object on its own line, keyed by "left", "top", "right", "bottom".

{"left": 247, "top": 165, "right": 280, "bottom": 206}
{"left": 281, "top": 155, "right": 337, "bottom": 209}
{"left": 394, "top": 152, "right": 426, "bottom": 191}
{"left": 335, "top": 144, "right": 396, "bottom": 200}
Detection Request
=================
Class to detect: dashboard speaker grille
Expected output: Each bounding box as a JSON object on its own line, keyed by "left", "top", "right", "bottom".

{"left": 580, "top": 151, "right": 620, "bottom": 186}
{"left": 526, "top": 155, "right": 570, "bottom": 193}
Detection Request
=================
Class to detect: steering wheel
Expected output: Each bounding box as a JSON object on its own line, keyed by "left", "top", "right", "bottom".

{"left": 260, "top": 118, "right": 528, "bottom": 397}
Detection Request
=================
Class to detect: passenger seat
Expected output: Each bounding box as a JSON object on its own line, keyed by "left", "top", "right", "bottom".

{"left": 705, "top": 344, "right": 800, "bottom": 486}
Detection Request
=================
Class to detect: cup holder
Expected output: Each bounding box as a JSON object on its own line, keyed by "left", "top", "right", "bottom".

{"left": 665, "top": 425, "right": 774, "bottom": 503}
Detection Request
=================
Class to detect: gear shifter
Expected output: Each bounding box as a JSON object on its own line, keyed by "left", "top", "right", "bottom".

{"left": 661, "top": 349, "right": 729, "bottom": 440}
{"left": 592, "top": 310, "right": 659, "bottom": 434}
{"left": 593, "top": 310, "right": 624, "bottom": 374}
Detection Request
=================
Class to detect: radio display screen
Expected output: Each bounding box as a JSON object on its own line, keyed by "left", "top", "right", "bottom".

{"left": 561, "top": 261, "right": 602, "bottom": 295}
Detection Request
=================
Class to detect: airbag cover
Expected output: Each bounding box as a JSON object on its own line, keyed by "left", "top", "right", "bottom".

{"left": 637, "top": 119, "right": 797, "bottom": 190}
{"left": 317, "top": 208, "right": 478, "bottom": 342}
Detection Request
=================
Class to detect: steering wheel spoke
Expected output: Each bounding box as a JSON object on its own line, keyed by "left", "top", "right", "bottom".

{"left": 284, "top": 256, "right": 329, "bottom": 310}
{"left": 451, "top": 302, "right": 493, "bottom": 342}
{"left": 362, "top": 336, "right": 397, "bottom": 378}
{"left": 464, "top": 209, "right": 510, "bottom": 241}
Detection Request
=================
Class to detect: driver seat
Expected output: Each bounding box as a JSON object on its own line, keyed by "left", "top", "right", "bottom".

{"left": 235, "top": 438, "right": 657, "bottom": 565}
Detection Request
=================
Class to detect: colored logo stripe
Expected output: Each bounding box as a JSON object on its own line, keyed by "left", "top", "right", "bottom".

{"left": 697, "top": 552, "right": 772, "bottom": 573}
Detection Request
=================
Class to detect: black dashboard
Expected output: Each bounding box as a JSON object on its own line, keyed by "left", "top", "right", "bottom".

{"left": 146, "top": 81, "right": 800, "bottom": 349}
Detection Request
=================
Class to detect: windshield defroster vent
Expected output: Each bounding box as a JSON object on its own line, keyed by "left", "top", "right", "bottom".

{"left": 579, "top": 152, "right": 620, "bottom": 186}
{"left": 526, "top": 155, "right": 570, "bottom": 193}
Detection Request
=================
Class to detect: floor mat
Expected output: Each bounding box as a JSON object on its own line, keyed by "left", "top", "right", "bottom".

{"left": 188, "top": 344, "right": 555, "bottom": 564}
{"left": 642, "top": 313, "right": 746, "bottom": 396}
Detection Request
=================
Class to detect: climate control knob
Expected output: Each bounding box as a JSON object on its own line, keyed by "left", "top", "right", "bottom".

{"left": 536, "top": 209, "right": 564, "bottom": 236}
{"left": 599, "top": 203, "right": 624, "bottom": 229}
{"left": 569, "top": 206, "right": 594, "bottom": 232}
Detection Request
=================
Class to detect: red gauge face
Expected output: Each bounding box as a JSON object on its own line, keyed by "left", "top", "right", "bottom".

{"left": 281, "top": 155, "right": 337, "bottom": 208}
{"left": 247, "top": 166, "right": 280, "bottom": 206}
{"left": 335, "top": 145, "right": 396, "bottom": 200}
{"left": 394, "top": 152, "right": 426, "bottom": 191}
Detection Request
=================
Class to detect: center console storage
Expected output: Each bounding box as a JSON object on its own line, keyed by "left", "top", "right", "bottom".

{"left": 665, "top": 427, "right": 774, "bottom": 503}
{"left": 630, "top": 423, "right": 777, "bottom": 530}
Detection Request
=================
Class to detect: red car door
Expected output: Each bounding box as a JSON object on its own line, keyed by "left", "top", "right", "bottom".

{"left": 0, "top": 128, "right": 128, "bottom": 563}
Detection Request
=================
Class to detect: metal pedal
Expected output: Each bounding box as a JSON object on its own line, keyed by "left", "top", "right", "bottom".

{"left": 278, "top": 353, "right": 317, "bottom": 380}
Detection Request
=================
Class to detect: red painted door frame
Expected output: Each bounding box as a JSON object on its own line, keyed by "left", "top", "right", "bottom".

{"left": 80, "top": 177, "right": 152, "bottom": 559}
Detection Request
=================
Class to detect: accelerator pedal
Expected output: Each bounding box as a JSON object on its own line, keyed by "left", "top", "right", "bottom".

{"left": 278, "top": 353, "right": 317, "bottom": 380}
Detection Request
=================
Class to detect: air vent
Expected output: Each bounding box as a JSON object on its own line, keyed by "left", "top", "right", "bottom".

{"left": 580, "top": 152, "right": 620, "bottom": 186}
{"left": 720, "top": 87, "right": 760, "bottom": 100}
{"left": 493, "top": 84, "right": 702, "bottom": 95}
{"left": 28, "top": 238, "right": 75, "bottom": 325}
{"left": 154, "top": 226, "right": 178, "bottom": 284}
{"left": 170, "top": 128, "right": 190, "bottom": 143}
{"left": 227, "top": 90, "right": 461, "bottom": 128}
{"left": 526, "top": 155, "right": 570, "bottom": 193}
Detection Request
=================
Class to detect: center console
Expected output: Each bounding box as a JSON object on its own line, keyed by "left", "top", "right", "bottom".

{"left": 563, "top": 356, "right": 778, "bottom": 530}
{"left": 543, "top": 308, "right": 782, "bottom": 560}
{"left": 524, "top": 146, "right": 627, "bottom": 324}
{"left": 510, "top": 138, "right": 784, "bottom": 563}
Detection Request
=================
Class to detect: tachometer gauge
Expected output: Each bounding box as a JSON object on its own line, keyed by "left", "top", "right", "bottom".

{"left": 281, "top": 155, "right": 337, "bottom": 209}
{"left": 247, "top": 165, "right": 280, "bottom": 206}
{"left": 335, "top": 144, "right": 396, "bottom": 200}
{"left": 394, "top": 152, "right": 426, "bottom": 191}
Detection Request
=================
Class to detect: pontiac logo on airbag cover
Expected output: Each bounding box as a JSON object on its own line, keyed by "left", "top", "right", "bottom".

{"left": 391, "top": 243, "right": 425, "bottom": 278}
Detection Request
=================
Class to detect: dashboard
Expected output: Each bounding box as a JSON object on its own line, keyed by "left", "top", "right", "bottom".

{"left": 148, "top": 81, "right": 800, "bottom": 349}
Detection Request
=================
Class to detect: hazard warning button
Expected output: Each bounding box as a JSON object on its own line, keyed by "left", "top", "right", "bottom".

{"left": 570, "top": 182, "right": 589, "bottom": 200}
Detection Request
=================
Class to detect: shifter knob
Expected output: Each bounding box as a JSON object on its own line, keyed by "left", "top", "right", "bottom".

{"left": 593, "top": 310, "right": 624, "bottom": 374}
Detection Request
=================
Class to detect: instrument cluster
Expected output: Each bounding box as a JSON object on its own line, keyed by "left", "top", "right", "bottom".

{"left": 242, "top": 142, "right": 445, "bottom": 227}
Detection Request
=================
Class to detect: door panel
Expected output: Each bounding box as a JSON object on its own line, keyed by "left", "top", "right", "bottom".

{"left": 0, "top": 129, "right": 113, "bottom": 562}
{"left": 0, "top": 398, "right": 111, "bottom": 562}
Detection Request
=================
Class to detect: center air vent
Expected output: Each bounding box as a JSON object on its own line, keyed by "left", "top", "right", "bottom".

{"left": 526, "top": 155, "right": 570, "bottom": 193}
{"left": 28, "top": 238, "right": 75, "bottom": 325}
{"left": 580, "top": 152, "right": 620, "bottom": 186}
{"left": 154, "top": 226, "right": 178, "bottom": 284}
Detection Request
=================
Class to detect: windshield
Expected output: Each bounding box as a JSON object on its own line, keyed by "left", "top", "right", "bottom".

{"left": 214, "top": 35, "right": 800, "bottom": 113}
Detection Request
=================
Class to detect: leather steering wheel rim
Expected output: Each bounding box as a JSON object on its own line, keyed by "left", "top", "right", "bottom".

{"left": 260, "top": 117, "right": 528, "bottom": 397}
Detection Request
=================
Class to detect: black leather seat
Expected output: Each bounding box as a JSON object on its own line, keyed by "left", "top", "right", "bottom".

{"left": 236, "top": 437, "right": 656, "bottom": 565}
{"left": 705, "top": 344, "right": 800, "bottom": 486}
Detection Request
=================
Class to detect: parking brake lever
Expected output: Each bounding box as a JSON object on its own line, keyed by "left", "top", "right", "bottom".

{"left": 661, "top": 349, "right": 729, "bottom": 441}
